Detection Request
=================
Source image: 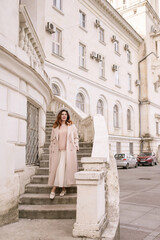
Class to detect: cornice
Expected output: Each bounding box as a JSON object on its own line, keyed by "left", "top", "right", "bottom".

{"left": 89, "top": 0, "right": 143, "bottom": 43}
{"left": 118, "top": 0, "right": 160, "bottom": 25}
{"left": 0, "top": 46, "right": 52, "bottom": 105}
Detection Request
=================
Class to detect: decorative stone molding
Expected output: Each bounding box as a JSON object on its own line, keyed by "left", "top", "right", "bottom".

{"left": 92, "top": 0, "right": 143, "bottom": 43}
{"left": 19, "top": 5, "right": 49, "bottom": 85}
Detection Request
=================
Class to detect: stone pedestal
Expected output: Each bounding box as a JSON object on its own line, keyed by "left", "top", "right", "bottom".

{"left": 73, "top": 171, "right": 106, "bottom": 239}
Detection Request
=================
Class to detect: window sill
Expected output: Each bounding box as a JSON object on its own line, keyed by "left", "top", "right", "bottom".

{"left": 79, "top": 25, "right": 88, "bottom": 33}
{"left": 128, "top": 90, "right": 133, "bottom": 94}
{"left": 52, "top": 5, "right": 64, "bottom": 15}
{"left": 79, "top": 66, "right": 88, "bottom": 72}
{"left": 52, "top": 52, "right": 65, "bottom": 61}
{"left": 99, "top": 40, "right": 106, "bottom": 46}
{"left": 115, "top": 51, "right": 121, "bottom": 57}
{"left": 99, "top": 76, "right": 107, "bottom": 81}
{"left": 115, "top": 84, "right": 121, "bottom": 88}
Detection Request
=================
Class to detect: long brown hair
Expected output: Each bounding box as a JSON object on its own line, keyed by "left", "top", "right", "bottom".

{"left": 53, "top": 109, "right": 72, "bottom": 128}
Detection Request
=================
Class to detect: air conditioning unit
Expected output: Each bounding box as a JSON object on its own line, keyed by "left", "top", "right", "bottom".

{"left": 112, "top": 64, "right": 118, "bottom": 71}
{"left": 90, "top": 51, "right": 97, "bottom": 59}
{"left": 111, "top": 35, "right": 117, "bottom": 42}
{"left": 46, "top": 22, "right": 55, "bottom": 34}
{"left": 135, "top": 80, "right": 140, "bottom": 86}
{"left": 124, "top": 44, "right": 129, "bottom": 51}
{"left": 95, "top": 19, "right": 100, "bottom": 28}
{"left": 96, "top": 54, "right": 102, "bottom": 62}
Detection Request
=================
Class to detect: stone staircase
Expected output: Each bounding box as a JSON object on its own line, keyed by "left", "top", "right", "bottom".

{"left": 19, "top": 111, "right": 92, "bottom": 219}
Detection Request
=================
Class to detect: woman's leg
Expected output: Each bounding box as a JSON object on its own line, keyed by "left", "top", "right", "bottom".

{"left": 51, "top": 186, "right": 56, "bottom": 193}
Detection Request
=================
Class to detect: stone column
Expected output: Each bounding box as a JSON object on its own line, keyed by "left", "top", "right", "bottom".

{"left": 73, "top": 170, "right": 106, "bottom": 239}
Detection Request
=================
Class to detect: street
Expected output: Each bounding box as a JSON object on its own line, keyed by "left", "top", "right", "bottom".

{"left": 119, "top": 164, "right": 160, "bottom": 240}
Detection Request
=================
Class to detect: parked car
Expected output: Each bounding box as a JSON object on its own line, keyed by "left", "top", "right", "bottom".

{"left": 114, "top": 153, "right": 138, "bottom": 169}
{"left": 137, "top": 152, "right": 157, "bottom": 166}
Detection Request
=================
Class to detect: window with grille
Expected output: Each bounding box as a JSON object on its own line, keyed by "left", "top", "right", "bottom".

{"left": 129, "top": 143, "right": 133, "bottom": 155}
{"left": 79, "top": 10, "right": 86, "bottom": 28}
{"left": 114, "top": 41, "right": 119, "bottom": 53}
{"left": 115, "top": 67, "right": 119, "bottom": 86}
{"left": 79, "top": 43, "right": 86, "bottom": 68}
{"left": 127, "top": 50, "right": 131, "bottom": 62}
{"left": 53, "top": 0, "right": 62, "bottom": 10}
{"left": 97, "top": 99, "right": 103, "bottom": 115}
{"left": 99, "top": 58, "right": 105, "bottom": 78}
{"left": 99, "top": 27, "right": 104, "bottom": 42}
{"left": 52, "top": 83, "right": 60, "bottom": 95}
{"left": 52, "top": 28, "right": 62, "bottom": 56}
{"left": 76, "top": 92, "right": 85, "bottom": 112}
{"left": 113, "top": 104, "right": 119, "bottom": 128}
{"left": 128, "top": 73, "right": 132, "bottom": 91}
{"left": 127, "top": 109, "right": 131, "bottom": 130}
{"left": 116, "top": 142, "right": 121, "bottom": 154}
{"left": 156, "top": 122, "right": 160, "bottom": 135}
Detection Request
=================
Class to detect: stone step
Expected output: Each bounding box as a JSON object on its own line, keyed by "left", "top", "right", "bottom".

{"left": 36, "top": 168, "right": 49, "bottom": 175}
{"left": 43, "top": 147, "right": 92, "bottom": 154}
{"left": 44, "top": 142, "right": 93, "bottom": 148}
{"left": 41, "top": 153, "right": 91, "bottom": 160}
{"left": 31, "top": 175, "right": 48, "bottom": 184}
{"left": 40, "top": 160, "right": 49, "bottom": 168}
{"left": 19, "top": 204, "right": 76, "bottom": 219}
{"left": 19, "top": 193, "right": 77, "bottom": 205}
{"left": 40, "top": 160, "right": 82, "bottom": 169}
{"left": 25, "top": 184, "right": 77, "bottom": 194}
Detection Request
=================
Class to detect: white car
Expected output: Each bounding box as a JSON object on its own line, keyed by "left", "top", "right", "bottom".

{"left": 114, "top": 153, "right": 138, "bottom": 169}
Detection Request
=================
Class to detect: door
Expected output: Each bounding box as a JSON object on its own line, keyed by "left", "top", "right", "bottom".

{"left": 26, "top": 102, "right": 39, "bottom": 165}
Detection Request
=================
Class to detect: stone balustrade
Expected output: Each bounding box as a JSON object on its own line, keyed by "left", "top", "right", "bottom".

{"left": 51, "top": 95, "right": 94, "bottom": 142}
{"left": 19, "top": 5, "right": 49, "bottom": 84}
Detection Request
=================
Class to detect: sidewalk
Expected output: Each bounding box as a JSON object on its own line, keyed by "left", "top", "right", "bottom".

{"left": 119, "top": 164, "right": 160, "bottom": 240}
{"left": 0, "top": 219, "right": 77, "bottom": 240}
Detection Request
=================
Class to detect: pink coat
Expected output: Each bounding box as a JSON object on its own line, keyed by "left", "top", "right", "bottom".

{"left": 48, "top": 124, "right": 79, "bottom": 186}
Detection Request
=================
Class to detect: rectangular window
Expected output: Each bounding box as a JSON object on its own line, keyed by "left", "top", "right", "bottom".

{"left": 79, "top": 10, "right": 86, "bottom": 28}
{"left": 127, "top": 50, "right": 131, "bottom": 62}
{"left": 116, "top": 142, "right": 121, "bottom": 154}
{"left": 114, "top": 41, "right": 119, "bottom": 53}
{"left": 79, "top": 43, "right": 86, "bottom": 68}
{"left": 129, "top": 143, "right": 133, "bottom": 155}
{"left": 53, "top": 0, "right": 62, "bottom": 10}
{"left": 52, "top": 28, "right": 62, "bottom": 56}
{"left": 156, "top": 122, "right": 159, "bottom": 135}
{"left": 99, "top": 58, "right": 105, "bottom": 78}
{"left": 128, "top": 73, "right": 132, "bottom": 91}
{"left": 99, "top": 27, "right": 104, "bottom": 42}
{"left": 115, "top": 67, "right": 119, "bottom": 86}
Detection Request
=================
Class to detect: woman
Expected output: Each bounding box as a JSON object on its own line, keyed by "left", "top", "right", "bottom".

{"left": 48, "top": 108, "right": 79, "bottom": 199}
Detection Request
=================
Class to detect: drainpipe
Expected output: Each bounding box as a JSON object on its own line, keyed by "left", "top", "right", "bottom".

{"left": 138, "top": 52, "right": 158, "bottom": 152}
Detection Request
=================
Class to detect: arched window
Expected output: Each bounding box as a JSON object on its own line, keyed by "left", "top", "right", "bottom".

{"left": 127, "top": 109, "right": 131, "bottom": 130}
{"left": 52, "top": 83, "right": 60, "bottom": 96}
{"left": 97, "top": 99, "right": 103, "bottom": 115}
{"left": 113, "top": 105, "right": 119, "bottom": 128}
{"left": 76, "top": 93, "right": 85, "bottom": 112}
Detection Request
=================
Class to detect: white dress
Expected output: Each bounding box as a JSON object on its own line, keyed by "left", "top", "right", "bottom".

{"left": 54, "top": 124, "right": 68, "bottom": 187}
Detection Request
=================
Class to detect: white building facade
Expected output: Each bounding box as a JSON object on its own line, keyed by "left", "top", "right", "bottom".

{"left": 42, "top": 0, "right": 143, "bottom": 156}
